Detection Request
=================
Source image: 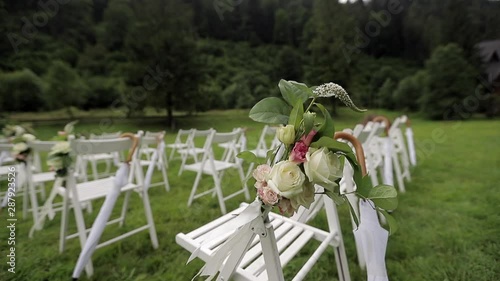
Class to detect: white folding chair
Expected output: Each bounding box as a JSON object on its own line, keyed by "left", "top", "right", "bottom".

{"left": 389, "top": 117, "right": 411, "bottom": 185}
{"left": 166, "top": 128, "right": 192, "bottom": 163}
{"left": 70, "top": 132, "right": 160, "bottom": 278}
{"left": 138, "top": 131, "right": 169, "bottom": 191}
{"left": 0, "top": 143, "right": 24, "bottom": 212}
{"left": 401, "top": 115, "right": 417, "bottom": 166}
{"left": 24, "top": 140, "right": 61, "bottom": 227}
{"left": 177, "top": 129, "right": 213, "bottom": 176}
{"left": 175, "top": 132, "right": 370, "bottom": 281}
{"left": 184, "top": 129, "right": 250, "bottom": 214}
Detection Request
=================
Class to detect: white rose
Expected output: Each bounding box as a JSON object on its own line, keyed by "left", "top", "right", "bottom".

{"left": 12, "top": 142, "right": 28, "bottom": 154}
{"left": 14, "top": 125, "right": 25, "bottom": 136}
{"left": 304, "top": 147, "right": 343, "bottom": 190}
{"left": 22, "top": 134, "right": 36, "bottom": 142}
{"left": 267, "top": 160, "right": 305, "bottom": 198}
{"left": 50, "top": 141, "right": 71, "bottom": 155}
{"left": 290, "top": 182, "right": 316, "bottom": 210}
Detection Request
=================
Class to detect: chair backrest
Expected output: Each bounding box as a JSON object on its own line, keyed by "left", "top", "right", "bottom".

{"left": 254, "top": 125, "right": 279, "bottom": 155}
{"left": 89, "top": 131, "right": 122, "bottom": 140}
{"left": 28, "top": 140, "right": 61, "bottom": 172}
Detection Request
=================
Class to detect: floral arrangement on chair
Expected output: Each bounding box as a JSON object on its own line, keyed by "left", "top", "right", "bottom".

{"left": 47, "top": 121, "right": 77, "bottom": 177}
{"left": 239, "top": 80, "right": 398, "bottom": 232}
{"left": 11, "top": 133, "right": 37, "bottom": 163}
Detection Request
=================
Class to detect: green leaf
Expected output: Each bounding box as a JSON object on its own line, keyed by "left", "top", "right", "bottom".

{"left": 303, "top": 111, "right": 315, "bottom": 136}
{"left": 237, "top": 151, "right": 259, "bottom": 164}
{"left": 249, "top": 97, "right": 291, "bottom": 124}
{"left": 288, "top": 100, "right": 304, "bottom": 129}
{"left": 289, "top": 81, "right": 314, "bottom": 97}
{"left": 379, "top": 209, "right": 399, "bottom": 235}
{"left": 310, "top": 136, "right": 351, "bottom": 153}
{"left": 278, "top": 79, "right": 311, "bottom": 106}
{"left": 354, "top": 175, "right": 372, "bottom": 198}
{"left": 315, "top": 103, "right": 335, "bottom": 138}
{"left": 368, "top": 185, "right": 399, "bottom": 210}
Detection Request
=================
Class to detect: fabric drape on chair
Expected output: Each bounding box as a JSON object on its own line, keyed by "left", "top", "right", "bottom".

{"left": 354, "top": 200, "right": 389, "bottom": 281}
{"left": 71, "top": 163, "right": 130, "bottom": 280}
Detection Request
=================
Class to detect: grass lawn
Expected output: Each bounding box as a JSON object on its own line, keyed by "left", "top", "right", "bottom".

{"left": 0, "top": 109, "right": 499, "bottom": 281}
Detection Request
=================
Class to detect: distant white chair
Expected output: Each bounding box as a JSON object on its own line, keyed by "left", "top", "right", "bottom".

{"left": 166, "top": 128, "right": 192, "bottom": 163}
{"left": 401, "top": 115, "right": 417, "bottom": 166}
{"left": 184, "top": 129, "right": 250, "bottom": 215}
{"left": 177, "top": 129, "right": 213, "bottom": 176}
{"left": 249, "top": 125, "right": 279, "bottom": 158}
{"left": 389, "top": 116, "right": 412, "bottom": 186}
{"left": 175, "top": 131, "right": 366, "bottom": 281}
{"left": 138, "top": 131, "right": 169, "bottom": 192}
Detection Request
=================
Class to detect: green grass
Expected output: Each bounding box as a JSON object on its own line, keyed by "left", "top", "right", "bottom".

{"left": 0, "top": 109, "right": 499, "bottom": 281}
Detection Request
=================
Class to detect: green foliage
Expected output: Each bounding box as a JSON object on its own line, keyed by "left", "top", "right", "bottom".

{"left": 377, "top": 78, "right": 396, "bottom": 110}
{"left": 0, "top": 68, "right": 45, "bottom": 112}
{"left": 419, "top": 44, "right": 477, "bottom": 120}
{"left": 394, "top": 70, "right": 428, "bottom": 112}
{"left": 44, "top": 60, "right": 89, "bottom": 116}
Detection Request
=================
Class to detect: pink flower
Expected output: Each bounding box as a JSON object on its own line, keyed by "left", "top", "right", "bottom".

{"left": 260, "top": 187, "right": 280, "bottom": 206}
{"left": 278, "top": 198, "right": 296, "bottom": 217}
{"left": 289, "top": 130, "right": 317, "bottom": 163}
{"left": 252, "top": 164, "right": 271, "bottom": 182}
{"left": 302, "top": 130, "right": 317, "bottom": 146}
{"left": 289, "top": 141, "right": 308, "bottom": 163}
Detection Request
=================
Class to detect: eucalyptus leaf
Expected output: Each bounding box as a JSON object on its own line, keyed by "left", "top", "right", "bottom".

{"left": 379, "top": 209, "right": 399, "bottom": 235}
{"left": 278, "top": 79, "right": 311, "bottom": 106}
{"left": 249, "top": 97, "right": 291, "bottom": 124}
{"left": 288, "top": 100, "right": 304, "bottom": 129}
{"left": 237, "top": 151, "right": 259, "bottom": 164}
{"left": 354, "top": 175, "right": 373, "bottom": 198}
{"left": 315, "top": 103, "right": 335, "bottom": 138}
{"left": 310, "top": 136, "right": 351, "bottom": 153}
{"left": 368, "top": 185, "right": 398, "bottom": 210}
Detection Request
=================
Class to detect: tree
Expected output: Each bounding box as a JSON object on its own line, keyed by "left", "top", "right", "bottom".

{"left": 394, "top": 70, "right": 428, "bottom": 112}
{"left": 376, "top": 78, "right": 396, "bottom": 110}
{"left": 125, "top": 0, "right": 202, "bottom": 127}
{"left": 419, "top": 44, "right": 477, "bottom": 120}
{"left": 0, "top": 68, "right": 45, "bottom": 112}
{"left": 44, "top": 60, "right": 89, "bottom": 117}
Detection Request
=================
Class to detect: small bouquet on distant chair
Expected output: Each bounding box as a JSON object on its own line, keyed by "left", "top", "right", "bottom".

{"left": 239, "top": 80, "right": 398, "bottom": 229}
{"left": 47, "top": 121, "right": 77, "bottom": 177}
{"left": 11, "top": 133, "right": 36, "bottom": 163}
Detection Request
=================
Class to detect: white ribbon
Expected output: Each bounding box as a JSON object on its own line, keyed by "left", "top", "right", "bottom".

{"left": 188, "top": 199, "right": 264, "bottom": 280}
{"left": 72, "top": 163, "right": 130, "bottom": 279}
{"left": 405, "top": 128, "right": 417, "bottom": 166}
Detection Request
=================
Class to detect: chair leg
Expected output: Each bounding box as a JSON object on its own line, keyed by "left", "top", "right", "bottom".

{"left": 160, "top": 162, "right": 170, "bottom": 192}
{"left": 119, "top": 191, "right": 132, "bottom": 227}
{"left": 59, "top": 194, "right": 70, "bottom": 253}
{"left": 141, "top": 190, "right": 159, "bottom": 249}
{"left": 187, "top": 170, "right": 203, "bottom": 207}
{"left": 71, "top": 195, "right": 93, "bottom": 277}
{"left": 237, "top": 166, "right": 250, "bottom": 201}
{"left": 213, "top": 173, "right": 227, "bottom": 215}
{"left": 392, "top": 153, "right": 405, "bottom": 193}
{"left": 28, "top": 181, "right": 40, "bottom": 228}
{"left": 22, "top": 182, "right": 29, "bottom": 220}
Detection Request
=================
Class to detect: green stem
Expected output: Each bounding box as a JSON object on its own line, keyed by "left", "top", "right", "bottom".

{"left": 305, "top": 97, "right": 317, "bottom": 113}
